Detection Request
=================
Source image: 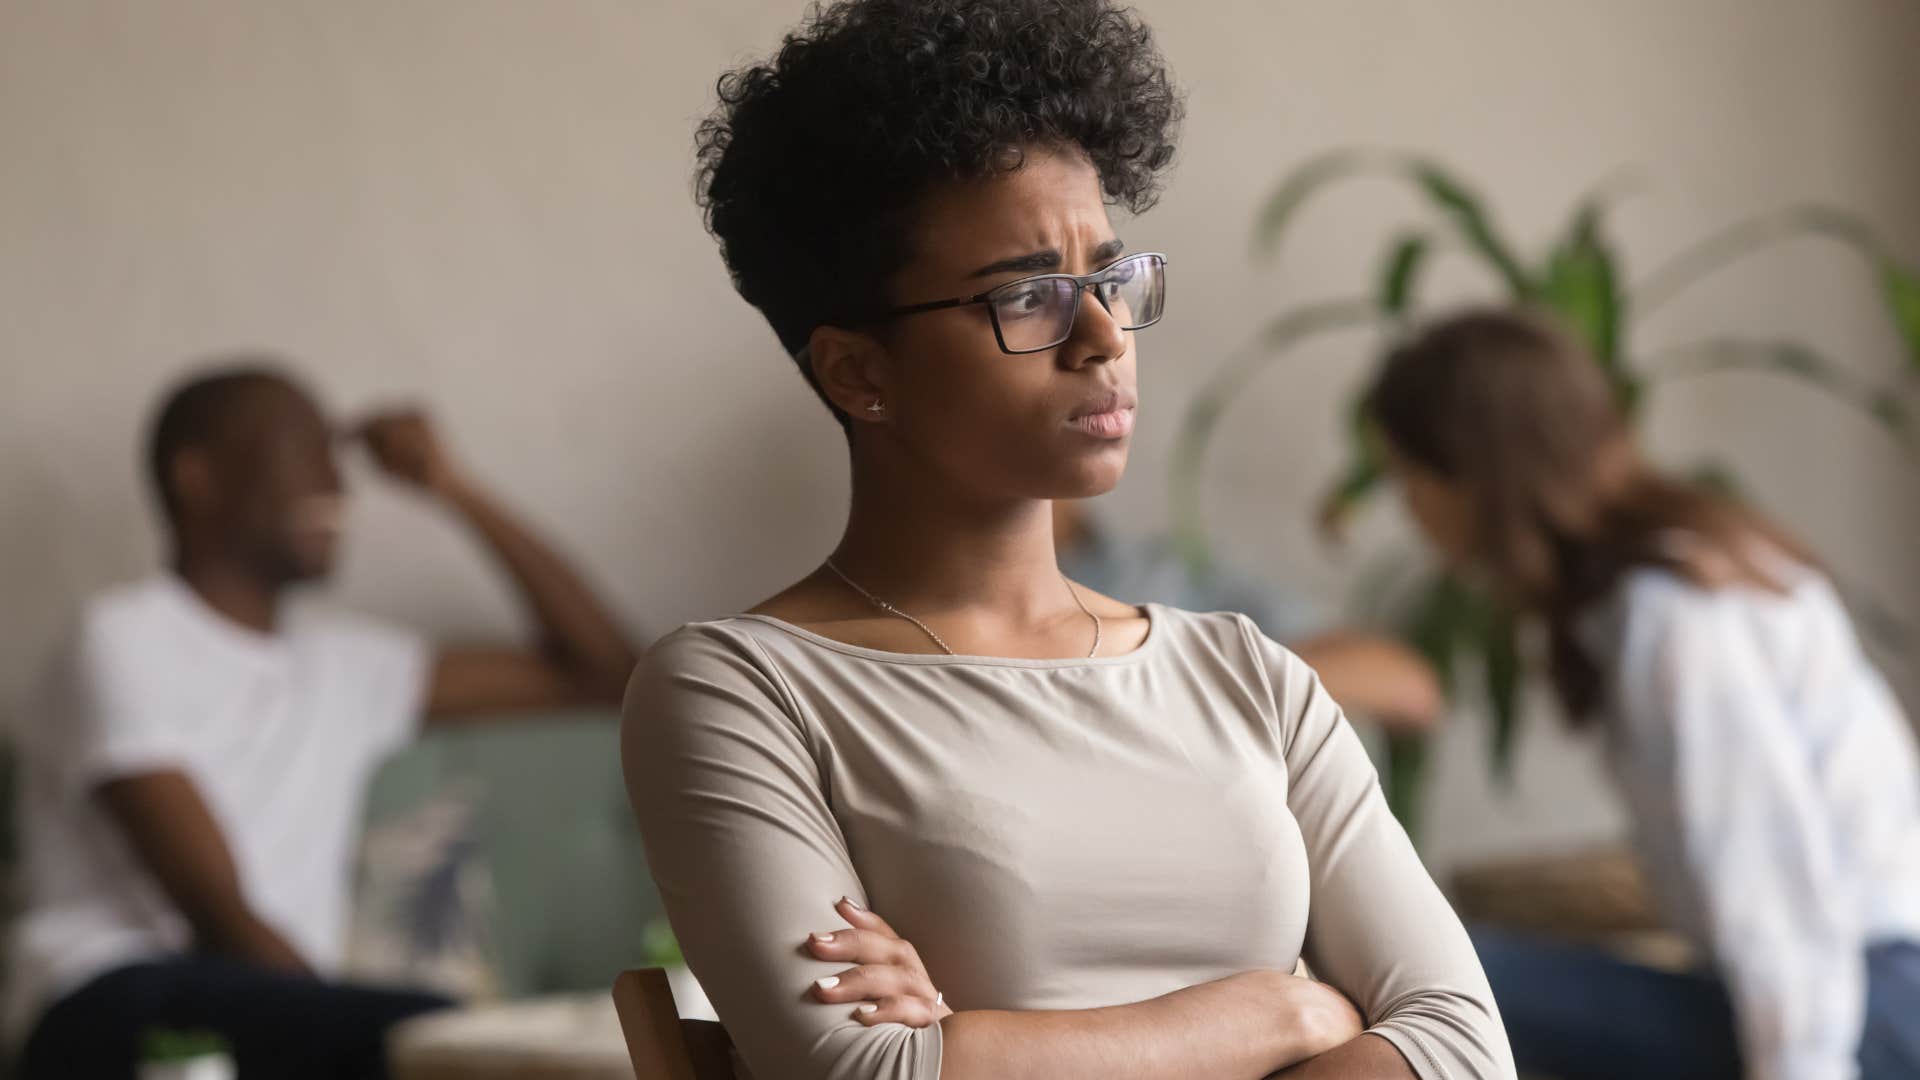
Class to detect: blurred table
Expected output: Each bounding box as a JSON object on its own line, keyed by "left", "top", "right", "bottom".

{"left": 1449, "top": 844, "right": 1696, "bottom": 972}
{"left": 388, "top": 993, "right": 632, "bottom": 1080}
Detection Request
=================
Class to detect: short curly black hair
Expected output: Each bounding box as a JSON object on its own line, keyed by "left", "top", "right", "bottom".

{"left": 695, "top": 0, "right": 1182, "bottom": 421}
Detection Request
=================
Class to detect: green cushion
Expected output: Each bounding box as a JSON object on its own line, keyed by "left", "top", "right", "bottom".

{"left": 361, "top": 712, "right": 661, "bottom": 998}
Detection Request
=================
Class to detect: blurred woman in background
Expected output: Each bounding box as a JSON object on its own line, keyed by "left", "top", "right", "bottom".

{"left": 1368, "top": 308, "right": 1920, "bottom": 1080}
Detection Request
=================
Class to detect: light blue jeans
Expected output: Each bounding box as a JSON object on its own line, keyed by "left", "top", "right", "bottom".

{"left": 1470, "top": 926, "right": 1920, "bottom": 1080}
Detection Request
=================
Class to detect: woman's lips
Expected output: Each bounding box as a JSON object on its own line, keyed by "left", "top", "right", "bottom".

{"left": 1069, "top": 405, "right": 1136, "bottom": 439}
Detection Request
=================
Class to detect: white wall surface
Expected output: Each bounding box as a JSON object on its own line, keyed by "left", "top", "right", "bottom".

{"left": 4, "top": 0, "right": 1917, "bottom": 876}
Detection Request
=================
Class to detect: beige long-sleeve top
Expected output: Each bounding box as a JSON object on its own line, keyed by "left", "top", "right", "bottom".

{"left": 623, "top": 604, "right": 1514, "bottom": 1080}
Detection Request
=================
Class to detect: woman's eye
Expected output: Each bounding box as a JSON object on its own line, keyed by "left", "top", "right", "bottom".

{"left": 998, "top": 285, "right": 1051, "bottom": 319}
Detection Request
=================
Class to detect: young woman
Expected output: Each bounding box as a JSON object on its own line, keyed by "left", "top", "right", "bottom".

{"left": 1368, "top": 309, "right": 1920, "bottom": 1080}
{"left": 621, "top": 2, "right": 1512, "bottom": 1079}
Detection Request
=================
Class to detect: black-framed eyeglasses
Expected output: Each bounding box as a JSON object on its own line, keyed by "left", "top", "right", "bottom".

{"left": 879, "top": 252, "right": 1168, "bottom": 355}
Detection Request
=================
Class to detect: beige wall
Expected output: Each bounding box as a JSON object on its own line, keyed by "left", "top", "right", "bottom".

{"left": 4, "top": 1, "right": 1917, "bottom": 875}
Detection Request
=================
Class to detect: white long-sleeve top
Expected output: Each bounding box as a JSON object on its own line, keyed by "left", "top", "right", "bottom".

{"left": 1585, "top": 563, "right": 1920, "bottom": 1080}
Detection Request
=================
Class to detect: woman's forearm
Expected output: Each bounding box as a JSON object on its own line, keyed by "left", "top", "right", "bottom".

{"left": 1288, "top": 633, "right": 1443, "bottom": 734}
{"left": 1269, "top": 1032, "right": 1418, "bottom": 1079}
{"left": 938, "top": 970, "right": 1358, "bottom": 1080}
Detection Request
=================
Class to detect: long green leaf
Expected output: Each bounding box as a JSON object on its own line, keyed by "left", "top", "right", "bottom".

{"left": 1539, "top": 201, "right": 1625, "bottom": 376}
{"left": 1634, "top": 204, "right": 1920, "bottom": 373}
{"left": 1252, "top": 148, "right": 1400, "bottom": 258}
{"left": 1870, "top": 389, "right": 1914, "bottom": 434}
{"left": 1633, "top": 205, "right": 1857, "bottom": 316}
{"left": 1641, "top": 338, "right": 1914, "bottom": 450}
{"left": 1379, "top": 233, "right": 1431, "bottom": 315}
{"left": 1318, "top": 384, "right": 1397, "bottom": 541}
{"left": 1405, "top": 573, "right": 1474, "bottom": 696}
{"left": 1687, "top": 459, "right": 1743, "bottom": 500}
{"left": 1169, "top": 299, "right": 1382, "bottom": 573}
{"left": 1392, "top": 573, "right": 1524, "bottom": 816}
{"left": 1411, "top": 163, "right": 1536, "bottom": 300}
{"left": 1481, "top": 603, "right": 1522, "bottom": 784}
{"left": 1254, "top": 150, "right": 1539, "bottom": 305}
{"left": 1403, "top": 574, "right": 1522, "bottom": 783}
{"left": 1315, "top": 451, "right": 1385, "bottom": 542}
{"left": 1385, "top": 571, "right": 1483, "bottom": 835}
{"left": 1883, "top": 262, "right": 1920, "bottom": 375}
{"left": 1385, "top": 733, "right": 1429, "bottom": 839}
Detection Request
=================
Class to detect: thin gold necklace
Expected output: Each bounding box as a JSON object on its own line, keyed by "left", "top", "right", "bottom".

{"left": 822, "top": 558, "right": 1102, "bottom": 658}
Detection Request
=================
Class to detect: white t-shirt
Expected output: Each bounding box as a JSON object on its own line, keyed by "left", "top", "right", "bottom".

{"left": 3, "top": 575, "right": 430, "bottom": 1043}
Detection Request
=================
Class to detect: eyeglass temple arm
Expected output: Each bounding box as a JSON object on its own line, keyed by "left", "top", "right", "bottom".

{"left": 886, "top": 295, "right": 984, "bottom": 317}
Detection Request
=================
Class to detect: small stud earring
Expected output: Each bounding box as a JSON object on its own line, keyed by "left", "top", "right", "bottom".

{"left": 866, "top": 400, "right": 885, "bottom": 414}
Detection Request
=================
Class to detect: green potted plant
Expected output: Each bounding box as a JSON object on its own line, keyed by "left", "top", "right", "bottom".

{"left": 644, "top": 915, "right": 717, "bottom": 1021}
{"left": 1171, "top": 148, "right": 1920, "bottom": 832}
{"left": 139, "top": 1029, "right": 234, "bottom": 1080}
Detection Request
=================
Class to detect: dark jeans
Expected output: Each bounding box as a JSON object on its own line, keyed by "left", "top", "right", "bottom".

{"left": 1471, "top": 925, "right": 1920, "bottom": 1080}
{"left": 18, "top": 956, "right": 454, "bottom": 1080}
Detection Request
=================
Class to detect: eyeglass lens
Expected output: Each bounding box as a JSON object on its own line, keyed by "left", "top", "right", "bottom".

{"left": 988, "top": 253, "right": 1165, "bottom": 353}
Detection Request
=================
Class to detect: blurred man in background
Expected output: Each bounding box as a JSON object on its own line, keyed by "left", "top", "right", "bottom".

{"left": 1054, "top": 498, "right": 1443, "bottom": 734}
{"left": 7, "top": 363, "right": 639, "bottom": 1079}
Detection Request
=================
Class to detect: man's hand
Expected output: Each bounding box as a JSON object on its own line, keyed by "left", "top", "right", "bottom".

{"left": 355, "top": 410, "right": 464, "bottom": 498}
{"left": 805, "top": 897, "right": 953, "bottom": 1027}
{"left": 348, "top": 406, "right": 638, "bottom": 721}
{"left": 225, "top": 913, "right": 316, "bottom": 976}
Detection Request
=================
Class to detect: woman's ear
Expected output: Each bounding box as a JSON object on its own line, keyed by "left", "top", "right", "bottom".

{"left": 807, "top": 325, "right": 892, "bottom": 423}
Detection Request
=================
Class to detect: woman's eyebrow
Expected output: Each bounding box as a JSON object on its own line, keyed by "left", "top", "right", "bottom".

{"left": 969, "top": 249, "right": 1061, "bottom": 278}
{"left": 968, "top": 238, "right": 1127, "bottom": 278}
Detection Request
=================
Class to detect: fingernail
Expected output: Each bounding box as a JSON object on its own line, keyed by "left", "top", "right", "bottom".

{"left": 840, "top": 896, "right": 864, "bottom": 911}
{"left": 811, "top": 932, "right": 834, "bottom": 944}
{"left": 857, "top": 1003, "right": 878, "bottom": 1015}
{"left": 815, "top": 976, "right": 839, "bottom": 991}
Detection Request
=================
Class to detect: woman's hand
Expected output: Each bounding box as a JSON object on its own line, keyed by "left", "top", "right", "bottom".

{"left": 1289, "top": 632, "right": 1445, "bottom": 735}
{"left": 805, "top": 896, "right": 954, "bottom": 1028}
{"left": 1275, "top": 973, "right": 1366, "bottom": 1064}
{"left": 800, "top": 895, "right": 1360, "bottom": 1062}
